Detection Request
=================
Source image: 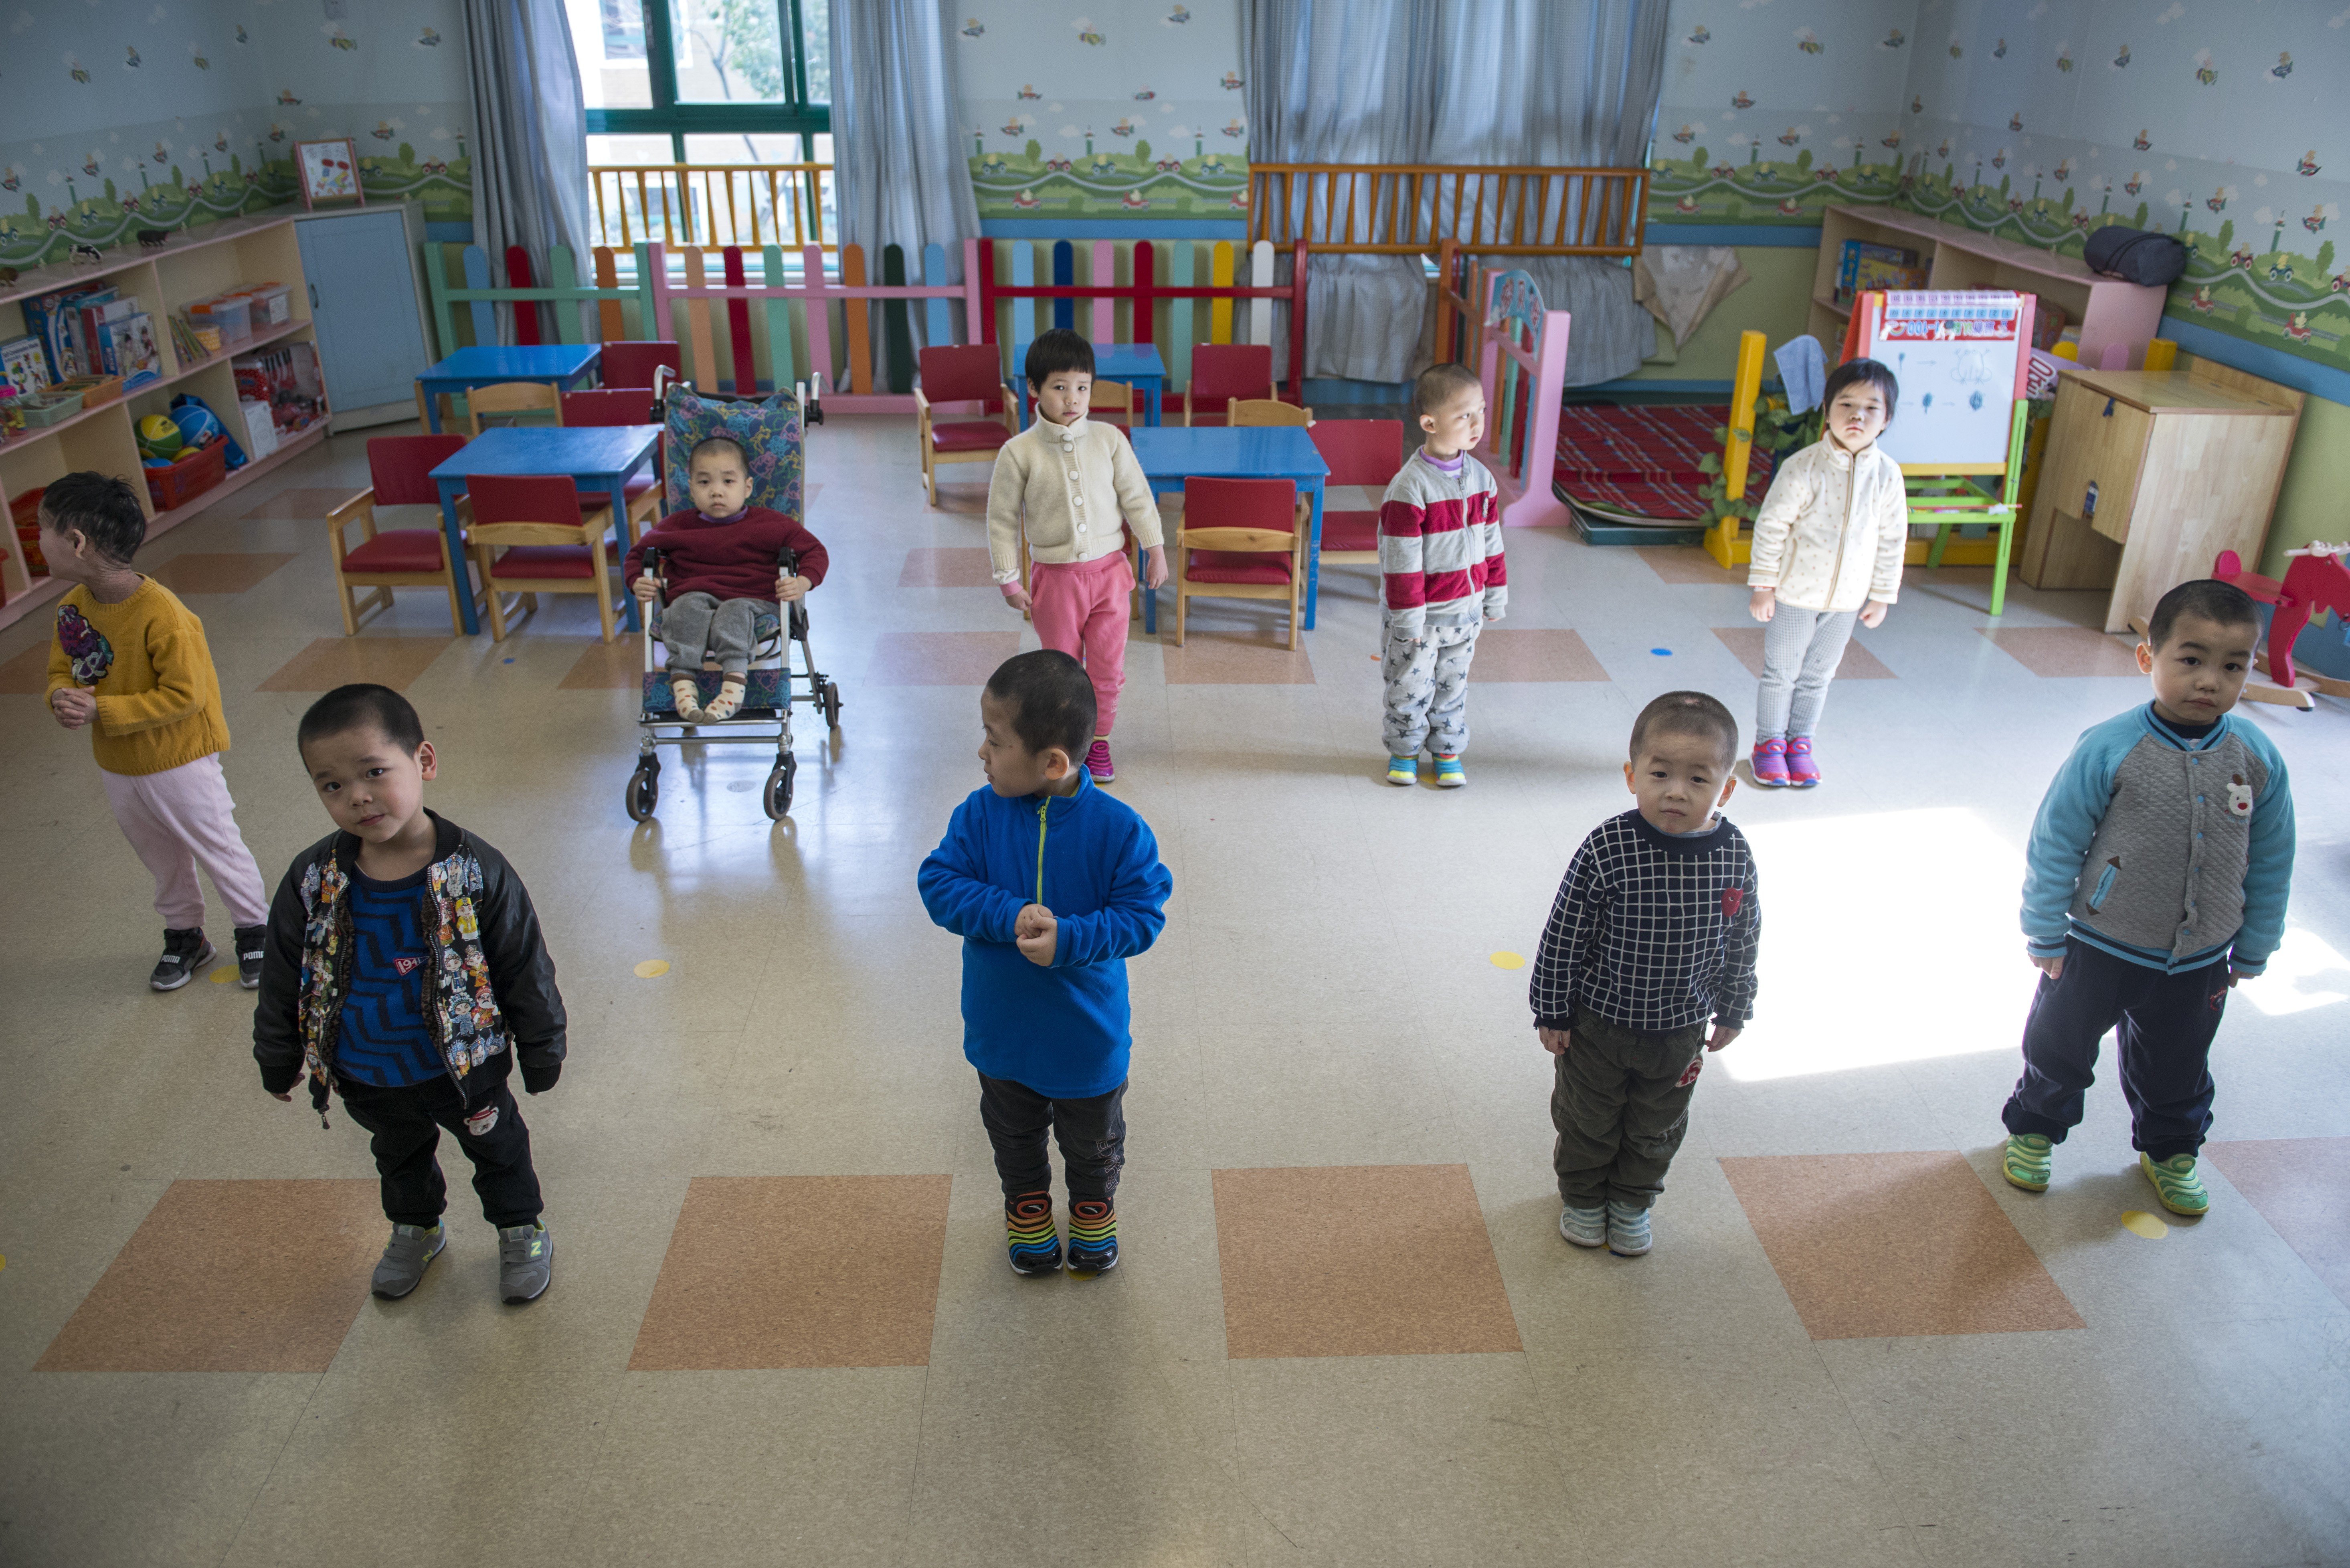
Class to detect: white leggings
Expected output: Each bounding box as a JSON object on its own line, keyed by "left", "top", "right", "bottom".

{"left": 1755, "top": 605, "right": 1857, "bottom": 740}
{"left": 100, "top": 753, "right": 270, "bottom": 931}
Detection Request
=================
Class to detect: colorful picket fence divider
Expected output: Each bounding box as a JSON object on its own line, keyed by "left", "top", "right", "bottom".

{"left": 423, "top": 236, "right": 1312, "bottom": 408}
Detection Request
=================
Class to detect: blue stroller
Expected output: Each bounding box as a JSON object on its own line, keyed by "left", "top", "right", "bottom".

{"left": 623, "top": 377, "right": 841, "bottom": 822}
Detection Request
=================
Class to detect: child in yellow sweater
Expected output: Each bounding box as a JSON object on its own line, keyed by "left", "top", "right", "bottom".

{"left": 41, "top": 471, "right": 270, "bottom": 990}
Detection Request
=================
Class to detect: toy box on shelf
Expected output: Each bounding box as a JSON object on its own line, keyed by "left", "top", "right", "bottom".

{"left": 233, "top": 341, "right": 325, "bottom": 436}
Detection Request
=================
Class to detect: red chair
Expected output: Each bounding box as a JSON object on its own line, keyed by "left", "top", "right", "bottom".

{"left": 1176, "top": 344, "right": 1274, "bottom": 426}
{"left": 914, "top": 344, "right": 1016, "bottom": 505}
{"left": 560, "top": 389, "right": 665, "bottom": 542}
{"left": 467, "top": 474, "right": 624, "bottom": 643}
{"left": 1308, "top": 420, "right": 1405, "bottom": 565}
{"left": 325, "top": 434, "right": 473, "bottom": 634}
{"left": 601, "top": 341, "right": 683, "bottom": 390}
{"left": 1172, "top": 476, "right": 1308, "bottom": 649}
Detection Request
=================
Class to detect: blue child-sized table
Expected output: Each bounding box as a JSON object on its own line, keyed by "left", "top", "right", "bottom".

{"left": 415, "top": 345, "right": 603, "bottom": 434}
{"left": 1127, "top": 426, "right": 1331, "bottom": 634}
{"left": 428, "top": 424, "right": 659, "bottom": 635}
{"left": 1014, "top": 342, "right": 1167, "bottom": 429}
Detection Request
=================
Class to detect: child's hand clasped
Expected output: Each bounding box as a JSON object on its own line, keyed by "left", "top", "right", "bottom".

{"left": 1142, "top": 545, "right": 1169, "bottom": 590}
{"left": 632, "top": 572, "right": 660, "bottom": 603}
{"left": 776, "top": 573, "right": 810, "bottom": 603}
{"left": 1015, "top": 902, "right": 1058, "bottom": 966}
{"left": 1001, "top": 580, "right": 1034, "bottom": 614}
{"left": 1747, "top": 587, "right": 1776, "bottom": 622}
{"left": 1858, "top": 597, "right": 1891, "bottom": 629}
{"left": 48, "top": 686, "right": 96, "bottom": 728}
{"left": 1537, "top": 1026, "right": 1572, "bottom": 1055}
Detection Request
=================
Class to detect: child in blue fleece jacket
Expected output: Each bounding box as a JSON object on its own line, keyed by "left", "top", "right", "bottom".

{"left": 2000, "top": 580, "right": 2295, "bottom": 1219}
{"left": 917, "top": 649, "right": 1173, "bottom": 1276}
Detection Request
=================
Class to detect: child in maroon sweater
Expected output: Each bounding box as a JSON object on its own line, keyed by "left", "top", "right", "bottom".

{"left": 625, "top": 434, "right": 829, "bottom": 721}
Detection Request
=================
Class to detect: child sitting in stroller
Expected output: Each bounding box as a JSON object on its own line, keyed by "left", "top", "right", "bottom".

{"left": 624, "top": 434, "right": 829, "bottom": 722}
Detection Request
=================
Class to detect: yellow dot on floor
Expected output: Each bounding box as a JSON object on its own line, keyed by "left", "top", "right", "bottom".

{"left": 2120, "top": 1210, "right": 2169, "bottom": 1240}
{"left": 1490, "top": 951, "right": 1526, "bottom": 970}
{"left": 210, "top": 967, "right": 235, "bottom": 983}
{"left": 634, "top": 959, "right": 671, "bottom": 979}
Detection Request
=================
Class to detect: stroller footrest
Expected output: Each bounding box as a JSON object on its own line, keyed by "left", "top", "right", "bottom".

{"left": 645, "top": 669, "right": 789, "bottom": 713}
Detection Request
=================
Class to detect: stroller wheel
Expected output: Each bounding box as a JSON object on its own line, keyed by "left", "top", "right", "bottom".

{"left": 821, "top": 681, "right": 843, "bottom": 729}
{"left": 625, "top": 762, "right": 660, "bottom": 821}
{"left": 762, "top": 754, "right": 796, "bottom": 820}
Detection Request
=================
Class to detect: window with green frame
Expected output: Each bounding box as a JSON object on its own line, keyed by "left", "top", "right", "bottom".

{"left": 574, "top": 0, "right": 831, "bottom": 164}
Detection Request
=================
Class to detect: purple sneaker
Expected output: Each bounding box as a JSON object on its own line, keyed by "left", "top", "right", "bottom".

{"left": 1084, "top": 738, "right": 1115, "bottom": 784}
{"left": 1784, "top": 736, "right": 1821, "bottom": 787}
{"left": 1751, "top": 738, "right": 1790, "bottom": 788}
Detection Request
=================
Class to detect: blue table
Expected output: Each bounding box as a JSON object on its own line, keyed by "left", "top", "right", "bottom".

{"left": 1128, "top": 426, "right": 1330, "bottom": 633}
{"left": 428, "top": 425, "right": 659, "bottom": 634}
{"left": 415, "top": 345, "right": 602, "bottom": 434}
{"left": 1014, "top": 342, "right": 1166, "bottom": 428}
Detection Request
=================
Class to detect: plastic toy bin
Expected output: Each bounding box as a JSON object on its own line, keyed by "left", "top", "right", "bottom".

{"left": 144, "top": 439, "right": 229, "bottom": 512}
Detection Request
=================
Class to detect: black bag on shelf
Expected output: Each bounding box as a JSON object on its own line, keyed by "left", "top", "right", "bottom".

{"left": 2083, "top": 226, "right": 2188, "bottom": 287}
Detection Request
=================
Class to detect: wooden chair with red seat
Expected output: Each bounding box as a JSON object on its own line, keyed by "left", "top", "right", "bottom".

{"left": 914, "top": 344, "right": 1017, "bottom": 505}
{"left": 1229, "top": 398, "right": 1313, "bottom": 427}
{"left": 467, "top": 474, "right": 625, "bottom": 643}
{"left": 560, "top": 388, "right": 665, "bottom": 543}
{"left": 325, "top": 433, "right": 476, "bottom": 635}
{"left": 601, "top": 340, "right": 684, "bottom": 389}
{"left": 1172, "top": 476, "right": 1308, "bottom": 650}
{"left": 465, "top": 380, "right": 563, "bottom": 436}
{"left": 1176, "top": 344, "right": 1274, "bottom": 426}
{"left": 1085, "top": 379, "right": 1139, "bottom": 431}
{"left": 1307, "top": 419, "right": 1404, "bottom": 566}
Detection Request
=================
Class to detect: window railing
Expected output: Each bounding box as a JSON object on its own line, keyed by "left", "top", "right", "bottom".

{"left": 1246, "top": 162, "right": 1648, "bottom": 257}
{"left": 588, "top": 163, "right": 837, "bottom": 252}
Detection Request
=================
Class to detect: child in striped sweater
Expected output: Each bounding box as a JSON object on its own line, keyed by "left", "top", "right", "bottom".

{"left": 1379, "top": 363, "right": 1508, "bottom": 787}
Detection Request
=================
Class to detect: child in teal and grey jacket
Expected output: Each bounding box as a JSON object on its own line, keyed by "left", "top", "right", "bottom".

{"left": 2000, "top": 580, "right": 2294, "bottom": 1217}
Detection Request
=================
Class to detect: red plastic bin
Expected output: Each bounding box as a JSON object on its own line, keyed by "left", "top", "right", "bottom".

{"left": 144, "top": 439, "right": 229, "bottom": 513}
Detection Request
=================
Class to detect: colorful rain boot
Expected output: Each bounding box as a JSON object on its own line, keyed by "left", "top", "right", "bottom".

{"left": 1006, "top": 1191, "right": 1062, "bottom": 1275}
{"left": 1784, "top": 736, "right": 1821, "bottom": 787}
{"left": 1751, "top": 738, "right": 1790, "bottom": 788}
{"left": 1066, "top": 1198, "right": 1118, "bottom": 1274}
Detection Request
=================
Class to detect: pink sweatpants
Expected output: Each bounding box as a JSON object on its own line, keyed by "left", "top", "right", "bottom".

{"left": 1029, "top": 550, "right": 1134, "bottom": 737}
{"left": 100, "top": 753, "right": 271, "bottom": 931}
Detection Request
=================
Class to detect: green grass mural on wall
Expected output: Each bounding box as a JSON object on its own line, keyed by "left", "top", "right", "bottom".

{"left": 967, "top": 136, "right": 1248, "bottom": 220}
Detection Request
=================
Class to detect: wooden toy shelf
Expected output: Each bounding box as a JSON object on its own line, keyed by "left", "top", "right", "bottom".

{"left": 0, "top": 209, "right": 327, "bottom": 631}
{"left": 1809, "top": 205, "right": 2167, "bottom": 372}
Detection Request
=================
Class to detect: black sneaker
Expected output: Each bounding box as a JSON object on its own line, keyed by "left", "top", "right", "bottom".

{"left": 1066, "top": 1198, "right": 1118, "bottom": 1274}
{"left": 234, "top": 924, "right": 267, "bottom": 990}
{"left": 151, "top": 928, "right": 214, "bottom": 991}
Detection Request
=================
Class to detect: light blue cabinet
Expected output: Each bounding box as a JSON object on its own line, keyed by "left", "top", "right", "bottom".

{"left": 295, "top": 208, "right": 432, "bottom": 428}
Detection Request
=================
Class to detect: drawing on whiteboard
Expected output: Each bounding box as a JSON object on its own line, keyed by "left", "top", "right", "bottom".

{"left": 1857, "top": 290, "right": 2030, "bottom": 464}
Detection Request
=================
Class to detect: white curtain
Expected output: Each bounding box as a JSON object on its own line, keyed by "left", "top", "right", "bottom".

{"left": 831, "top": 0, "right": 980, "bottom": 357}
{"left": 1242, "top": 0, "right": 1667, "bottom": 386}
{"left": 461, "top": 0, "right": 591, "bottom": 345}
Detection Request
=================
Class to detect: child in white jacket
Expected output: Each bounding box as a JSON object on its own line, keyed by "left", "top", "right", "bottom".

{"left": 1744, "top": 358, "right": 1906, "bottom": 787}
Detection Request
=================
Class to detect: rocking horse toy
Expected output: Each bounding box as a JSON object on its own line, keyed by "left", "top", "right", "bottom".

{"left": 2211, "top": 542, "right": 2350, "bottom": 706}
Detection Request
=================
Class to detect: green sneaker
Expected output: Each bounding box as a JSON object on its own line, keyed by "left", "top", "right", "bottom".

{"left": 1386, "top": 756, "right": 1419, "bottom": 786}
{"left": 2139, "top": 1152, "right": 2210, "bottom": 1216}
{"left": 2002, "top": 1133, "right": 2053, "bottom": 1192}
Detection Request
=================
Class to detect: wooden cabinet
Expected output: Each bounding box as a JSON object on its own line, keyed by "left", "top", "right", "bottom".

{"left": 0, "top": 210, "right": 334, "bottom": 630}
{"left": 1810, "top": 206, "right": 2168, "bottom": 372}
{"left": 2019, "top": 363, "right": 2301, "bottom": 632}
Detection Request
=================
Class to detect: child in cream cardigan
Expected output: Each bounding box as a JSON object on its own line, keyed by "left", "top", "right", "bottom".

{"left": 985, "top": 329, "right": 1168, "bottom": 785}
{"left": 1744, "top": 358, "right": 1907, "bottom": 788}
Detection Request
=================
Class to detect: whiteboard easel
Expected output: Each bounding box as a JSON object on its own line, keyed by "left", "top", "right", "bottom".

{"left": 1842, "top": 290, "right": 2035, "bottom": 468}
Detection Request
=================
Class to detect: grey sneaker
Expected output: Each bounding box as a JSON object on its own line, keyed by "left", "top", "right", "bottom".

{"left": 150, "top": 928, "right": 214, "bottom": 991}
{"left": 497, "top": 1223, "right": 553, "bottom": 1303}
{"left": 1606, "top": 1201, "right": 1653, "bottom": 1257}
{"left": 1558, "top": 1205, "right": 1608, "bottom": 1248}
{"left": 234, "top": 924, "right": 267, "bottom": 990}
{"left": 371, "top": 1222, "right": 447, "bottom": 1298}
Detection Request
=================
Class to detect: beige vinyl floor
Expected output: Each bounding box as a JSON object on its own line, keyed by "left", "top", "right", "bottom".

{"left": 0, "top": 412, "right": 2345, "bottom": 1568}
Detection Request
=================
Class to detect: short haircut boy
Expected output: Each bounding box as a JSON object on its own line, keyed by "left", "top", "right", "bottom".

{"left": 2146, "top": 578, "right": 2259, "bottom": 649}
{"left": 688, "top": 432, "right": 748, "bottom": 470}
{"left": 985, "top": 649, "right": 1096, "bottom": 759}
{"left": 1821, "top": 358, "right": 1899, "bottom": 421}
{"left": 1024, "top": 327, "right": 1095, "bottom": 389}
{"left": 1630, "top": 690, "right": 1739, "bottom": 769}
{"left": 38, "top": 471, "right": 148, "bottom": 564}
{"left": 1412, "top": 361, "right": 1482, "bottom": 419}
{"left": 298, "top": 683, "right": 425, "bottom": 756}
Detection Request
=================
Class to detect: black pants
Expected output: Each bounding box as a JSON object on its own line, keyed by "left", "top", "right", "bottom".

{"left": 1551, "top": 1012, "right": 1708, "bottom": 1210}
{"left": 2002, "top": 938, "right": 2230, "bottom": 1162}
{"left": 337, "top": 1063, "right": 543, "bottom": 1229}
{"left": 977, "top": 1072, "right": 1127, "bottom": 1201}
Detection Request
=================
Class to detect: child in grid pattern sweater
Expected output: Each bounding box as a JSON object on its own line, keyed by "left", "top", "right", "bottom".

{"left": 1530, "top": 692, "right": 1759, "bottom": 1257}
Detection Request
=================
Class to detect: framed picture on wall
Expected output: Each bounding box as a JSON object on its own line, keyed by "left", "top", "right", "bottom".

{"left": 294, "top": 138, "right": 366, "bottom": 209}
